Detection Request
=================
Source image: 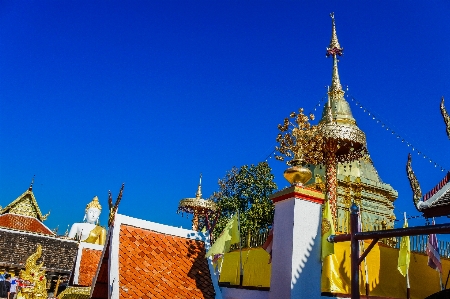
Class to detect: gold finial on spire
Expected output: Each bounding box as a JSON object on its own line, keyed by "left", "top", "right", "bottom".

{"left": 327, "top": 12, "right": 343, "bottom": 55}
{"left": 326, "top": 12, "right": 345, "bottom": 101}
{"left": 196, "top": 173, "right": 202, "bottom": 199}
{"left": 86, "top": 196, "right": 102, "bottom": 212}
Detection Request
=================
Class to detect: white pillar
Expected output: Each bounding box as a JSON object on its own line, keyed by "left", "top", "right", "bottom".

{"left": 268, "top": 186, "right": 325, "bottom": 299}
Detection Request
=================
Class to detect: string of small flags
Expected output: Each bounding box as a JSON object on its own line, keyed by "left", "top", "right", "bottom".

{"left": 345, "top": 89, "right": 447, "bottom": 173}
{"left": 262, "top": 94, "right": 328, "bottom": 162}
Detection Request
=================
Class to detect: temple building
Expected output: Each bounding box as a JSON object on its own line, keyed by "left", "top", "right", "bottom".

{"left": 0, "top": 182, "right": 78, "bottom": 279}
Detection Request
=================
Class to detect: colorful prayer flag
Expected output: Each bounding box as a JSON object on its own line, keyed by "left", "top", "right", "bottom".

{"left": 427, "top": 219, "right": 442, "bottom": 272}
{"left": 397, "top": 218, "right": 410, "bottom": 277}
{"left": 206, "top": 214, "right": 240, "bottom": 258}
{"left": 321, "top": 199, "right": 335, "bottom": 261}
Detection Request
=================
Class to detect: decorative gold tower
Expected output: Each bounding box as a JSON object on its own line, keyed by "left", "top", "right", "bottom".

{"left": 275, "top": 13, "right": 398, "bottom": 234}
{"left": 178, "top": 174, "right": 217, "bottom": 231}
{"left": 306, "top": 13, "right": 398, "bottom": 233}
{"left": 318, "top": 13, "right": 367, "bottom": 226}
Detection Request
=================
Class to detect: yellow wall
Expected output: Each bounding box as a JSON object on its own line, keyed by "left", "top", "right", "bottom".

{"left": 322, "top": 240, "right": 448, "bottom": 299}
{"left": 219, "top": 243, "right": 449, "bottom": 299}
{"left": 219, "top": 248, "right": 271, "bottom": 287}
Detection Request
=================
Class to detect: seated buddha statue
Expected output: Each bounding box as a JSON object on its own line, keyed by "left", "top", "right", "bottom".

{"left": 68, "top": 196, "right": 106, "bottom": 245}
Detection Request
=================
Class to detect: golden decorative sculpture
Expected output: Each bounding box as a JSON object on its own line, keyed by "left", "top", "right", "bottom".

{"left": 18, "top": 244, "right": 48, "bottom": 299}
{"left": 275, "top": 108, "right": 324, "bottom": 186}
{"left": 440, "top": 96, "right": 450, "bottom": 139}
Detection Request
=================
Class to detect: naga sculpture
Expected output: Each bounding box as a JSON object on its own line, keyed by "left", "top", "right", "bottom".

{"left": 18, "top": 244, "right": 48, "bottom": 299}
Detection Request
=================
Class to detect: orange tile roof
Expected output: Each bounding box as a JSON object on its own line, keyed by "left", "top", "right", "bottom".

{"left": 0, "top": 214, "right": 54, "bottom": 235}
{"left": 77, "top": 248, "right": 103, "bottom": 286}
{"left": 90, "top": 214, "right": 219, "bottom": 299}
{"left": 118, "top": 224, "right": 215, "bottom": 299}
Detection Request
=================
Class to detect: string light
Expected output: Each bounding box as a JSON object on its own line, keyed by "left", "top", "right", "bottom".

{"left": 262, "top": 91, "right": 447, "bottom": 173}
{"left": 347, "top": 93, "right": 448, "bottom": 172}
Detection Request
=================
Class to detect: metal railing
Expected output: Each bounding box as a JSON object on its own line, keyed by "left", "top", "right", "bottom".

{"left": 228, "top": 229, "right": 450, "bottom": 259}
{"left": 229, "top": 228, "right": 270, "bottom": 251}
{"left": 385, "top": 235, "right": 450, "bottom": 258}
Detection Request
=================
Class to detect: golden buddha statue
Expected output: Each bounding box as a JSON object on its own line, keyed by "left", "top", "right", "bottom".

{"left": 68, "top": 196, "right": 106, "bottom": 245}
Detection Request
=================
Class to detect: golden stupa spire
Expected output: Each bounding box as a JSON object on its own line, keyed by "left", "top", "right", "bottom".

{"left": 196, "top": 173, "right": 202, "bottom": 199}
{"left": 326, "top": 12, "right": 345, "bottom": 102}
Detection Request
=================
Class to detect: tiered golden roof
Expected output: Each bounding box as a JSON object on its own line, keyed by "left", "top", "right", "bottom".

{"left": 178, "top": 174, "right": 217, "bottom": 231}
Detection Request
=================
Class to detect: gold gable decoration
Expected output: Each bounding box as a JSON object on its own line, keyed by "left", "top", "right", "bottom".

{"left": 0, "top": 188, "right": 50, "bottom": 221}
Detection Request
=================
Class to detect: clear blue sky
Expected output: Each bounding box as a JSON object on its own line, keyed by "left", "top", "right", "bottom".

{"left": 1, "top": 1, "right": 449, "bottom": 233}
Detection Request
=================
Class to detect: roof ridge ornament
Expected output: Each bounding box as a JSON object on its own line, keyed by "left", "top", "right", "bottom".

{"left": 440, "top": 96, "right": 450, "bottom": 139}
{"left": 29, "top": 175, "right": 35, "bottom": 191}
{"left": 406, "top": 153, "right": 422, "bottom": 211}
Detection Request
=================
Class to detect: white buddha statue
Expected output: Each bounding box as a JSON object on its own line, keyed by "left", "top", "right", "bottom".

{"left": 68, "top": 196, "right": 106, "bottom": 245}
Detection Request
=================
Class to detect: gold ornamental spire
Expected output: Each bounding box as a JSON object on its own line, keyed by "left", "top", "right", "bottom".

{"left": 196, "top": 173, "right": 202, "bottom": 199}
{"left": 326, "top": 12, "right": 344, "bottom": 102}
{"left": 321, "top": 12, "right": 356, "bottom": 126}
{"left": 328, "top": 12, "right": 342, "bottom": 52}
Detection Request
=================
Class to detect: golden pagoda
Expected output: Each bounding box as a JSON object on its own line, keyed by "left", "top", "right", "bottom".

{"left": 307, "top": 14, "right": 398, "bottom": 234}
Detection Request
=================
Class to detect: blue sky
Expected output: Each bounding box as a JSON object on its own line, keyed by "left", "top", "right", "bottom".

{"left": 0, "top": 1, "right": 449, "bottom": 233}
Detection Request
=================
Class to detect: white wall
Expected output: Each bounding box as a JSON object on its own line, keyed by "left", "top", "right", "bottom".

{"left": 221, "top": 287, "right": 268, "bottom": 299}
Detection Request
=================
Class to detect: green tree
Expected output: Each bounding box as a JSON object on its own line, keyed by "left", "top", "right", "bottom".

{"left": 211, "top": 161, "right": 277, "bottom": 246}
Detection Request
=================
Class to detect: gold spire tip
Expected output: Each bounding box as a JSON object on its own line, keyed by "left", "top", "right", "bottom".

{"left": 327, "top": 12, "right": 343, "bottom": 57}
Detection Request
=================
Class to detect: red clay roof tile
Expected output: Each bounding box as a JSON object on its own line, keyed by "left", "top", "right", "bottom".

{"left": 0, "top": 214, "right": 53, "bottom": 235}
{"left": 77, "top": 248, "right": 102, "bottom": 286}
{"left": 118, "top": 224, "right": 215, "bottom": 299}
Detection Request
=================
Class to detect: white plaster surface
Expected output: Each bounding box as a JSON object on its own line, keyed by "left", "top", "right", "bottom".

{"left": 268, "top": 199, "right": 294, "bottom": 299}
{"left": 268, "top": 194, "right": 324, "bottom": 299}
{"left": 221, "top": 287, "right": 268, "bottom": 299}
{"left": 290, "top": 199, "right": 322, "bottom": 299}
